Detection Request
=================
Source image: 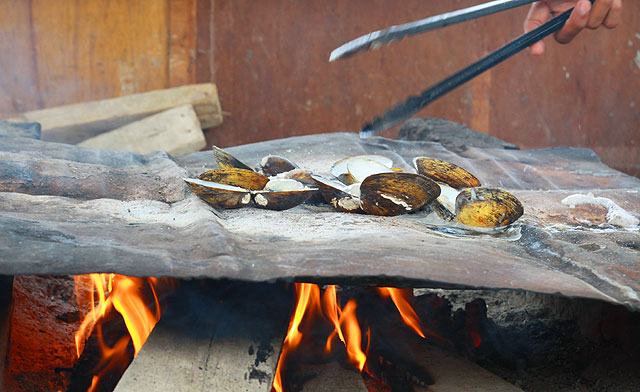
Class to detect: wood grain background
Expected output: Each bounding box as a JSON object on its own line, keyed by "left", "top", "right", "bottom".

{"left": 0, "top": 0, "right": 638, "bottom": 177}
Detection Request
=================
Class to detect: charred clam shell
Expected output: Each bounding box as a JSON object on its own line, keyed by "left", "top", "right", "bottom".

{"left": 455, "top": 187, "right": 524, "bottom": 227}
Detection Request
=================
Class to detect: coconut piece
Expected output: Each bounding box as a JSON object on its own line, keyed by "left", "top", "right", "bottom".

{"left": 260, "top": 155, "right": 299, "bottom": 176}
{"left": 198, "top": 168, "right": 269, "bottom": 191}
{"left": 212, "top": 145, "right": 253, "bottom": 171}
{"left": 184, "top": 178, "right": 252, "bottom": 209}
{"left": 414, "top": 157, "right": 480, "bottom": 189}
{"left": 360, "top": 172, "right": 440, "bottom": 216}
{"left": 455, "top": 187, "right": 524, "bottom": 227}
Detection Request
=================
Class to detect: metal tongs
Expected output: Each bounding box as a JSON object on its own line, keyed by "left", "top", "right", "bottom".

{"left": 329, "top": 0, "right": 591, "bottom": 137}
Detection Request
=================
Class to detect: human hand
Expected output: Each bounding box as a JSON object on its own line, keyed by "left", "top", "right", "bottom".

{"left": 524, "top": 0, "right": 622, "bottom": 55}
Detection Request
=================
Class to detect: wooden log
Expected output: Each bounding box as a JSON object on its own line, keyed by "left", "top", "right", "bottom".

{"left": 414, "top": 343, "right": 523, "bottom": 392}
{"left": 114, "top": 281, "right": 292, "bottom": 392}
{"left": 0, "top": 276, "right": 14, "bottom": 390}
{"left": 7, "top": 83, "right": 223, "bottom": 144}
{"left": 77, "top": 104, "right": 206, "bottom": 156}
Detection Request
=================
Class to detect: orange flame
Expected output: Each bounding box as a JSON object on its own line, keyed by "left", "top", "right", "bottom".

{"left": 74, "top": 273, "right": 170, "bottom": 390}
{"left": 377, "top": 287, "right": 426, "bottom": 339}
{"left": 273, "top": 284, "right": 370, "bottom": 392}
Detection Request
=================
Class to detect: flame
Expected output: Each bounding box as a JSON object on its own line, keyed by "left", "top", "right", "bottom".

{"left": 377, "top": 287, "right": 425, "bottom": 338}
{"left": 273, "top": 284, "right": 371, "bottom": 392}
{"left": 74, "top": 273, "right": 170, "bottom": 390}
{"left": 273, "top": 284, "right": 434, "bottom": 391}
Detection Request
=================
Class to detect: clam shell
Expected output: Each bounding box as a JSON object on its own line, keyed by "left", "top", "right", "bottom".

{"left": 212, "top": 146, "right": 253, "bottom": 171}
{"left": 346, "top": 157, "right": 394, "bottom": 183}
{"left": 455, "top": 187, "right": 524, "bottom": 227}
{"left": 260, "top": 155, "right": 299, "bottom": 176}
{"left": 198, "top": 168, "right": 269, "bottom": 191}
{"left": 330, "top": 155, "right": 393, "bottom": 180}
{"left": 184, "top": 178, "right": 252, "bottom": 209}
{"left": 360, "top": 172, "right": 440, "bottom": 216}
{"left": 263, "top": 178, "right": 307, "bottom": 192}
{"left": 413, "top": 157, "right": 480, "bottom": 189}
{"left": 252, "top": 189, "right": 317, "bottom": 211}
{"left": 311, "top": 175, "right": 362, "bottom": 212}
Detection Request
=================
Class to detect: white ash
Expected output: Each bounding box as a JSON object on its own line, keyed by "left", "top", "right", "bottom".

{"left": 562, "top": 193, "right": 639, "bottom": 229}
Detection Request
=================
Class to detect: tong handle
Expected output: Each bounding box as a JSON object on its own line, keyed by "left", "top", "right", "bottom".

{"left": 361, "top": 5, "right": 583, "bottom": 137}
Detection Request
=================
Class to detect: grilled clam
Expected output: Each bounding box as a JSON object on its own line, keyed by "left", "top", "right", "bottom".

{"left": 260, "top": 155, "right": 299, "bottom": 176}
{"left": 331, "top": 155, "right": 394, "bottom": 183}
{"left": 455, "top": 187, "right": 524, "bottom": 227}
{"left": 199, "top": 168, "right": 269, "bottom": 191}
{"left": 360, "top": 172, "right": 440, "bottom": 216}
{"left": 212, "top": 145, "right": 253, "bottom": 171}
{"left": 413, "top": 157, "right": 481, "bottom": 220}
{"left": 253, "top": 178, "right": 318, "bottom": 211}
{"left": 311, "top": 175, "right": 362, "bottom": 213}
{"left": 413, "top": 158, "right": 480, "bottom": 189}
{"left": 184, "top": 178, "right": 252, "bottom": 209}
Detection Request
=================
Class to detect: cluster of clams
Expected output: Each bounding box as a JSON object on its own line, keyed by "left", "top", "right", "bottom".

{"left": 184, "top": 147, "right": 524, "bottom": 228}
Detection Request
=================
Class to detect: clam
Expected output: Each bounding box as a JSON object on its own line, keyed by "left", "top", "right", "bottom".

{"left": 253, "top": 179, "right": 318, "bottom": 211}
{"left": 260, "top": 155, "right": 299, "bottom": 176}
{"left": 455, "top": 187, "right": 524, "bottom": 227}
{"left": 198, "top": 168, "right": 269, "bottom": 191}
{"left": 311, "top": 175, "right": 362, "bottom": 213}
{"left": 212, "top": 145, "right": 254, "bottom": 171}
{"left": 330, "top": 155, "right": 394, "bottom": 181}
{"left": 359, "top": 172, "right": 440, "bottom": 216}
{"left": 346, "top": 157, "right": 394, "bottom": 183}
{"left": 413, "top": 157, "right": 481, "bottom": 220}
{"left": 184, "top": 178, "right": 252, "bottom": 209}
{"left": 413, "top": 158, "right": 480, "bottom": 189}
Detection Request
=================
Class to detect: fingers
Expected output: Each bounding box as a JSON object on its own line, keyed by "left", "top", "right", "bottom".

{"left": 601, "top": 0, "right": 622, "bottom": 29}
{"left": 555, "top": 0, "right": 591, "bottom": 44}
{"left": 524, "top": 2, "right": 552, "bottom": 55}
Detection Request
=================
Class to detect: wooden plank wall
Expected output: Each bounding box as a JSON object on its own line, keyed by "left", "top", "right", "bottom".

{"left": 0, "top": 0, "right": 637, "bottom": 177}
{"left": 209, "top": 0, "right": 639, "bottom": 177}
{"left": 0, "top": 0, "right": 198, "bottom": 114}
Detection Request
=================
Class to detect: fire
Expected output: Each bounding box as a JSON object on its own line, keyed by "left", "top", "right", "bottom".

{"left": 272, "top": 284, "right": 426, "bottom": 391}
{"left": 377, "top": 287, "right": 426, "bottom": 338}
{"left": 74, "top": 273, "right": 170, "bottom": 391}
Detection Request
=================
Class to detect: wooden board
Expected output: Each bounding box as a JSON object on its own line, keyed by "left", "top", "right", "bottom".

{"left": 115, "top": 282, "right": 291, "bottom": 392}
{"left": 8, "top": 84, "right": 222, "bottom": 144}
{"left": 78, "top": 104, "right": 206, "bottom": 156}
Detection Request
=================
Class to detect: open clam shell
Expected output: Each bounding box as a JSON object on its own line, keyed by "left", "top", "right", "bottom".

{"left": 311, "top": 175, "right": 362, "bottom": 213}
{"left": 330, "top": 155, "right": 394, "bottom": 181}
{"left": 184, "top": 178, "right": 252, "bottom": 209}
{"left": 346, "top": 157, "right": 394, "bottom": 183}
{"left": 198, "top": 168, "right": 269, "bottom": 191}
{"left": 455, "top": 187, "right": 524, "bottom": 227}
{"left": 260, "top": 155, "right": 299, "bottom": 176}
{"left": 212, "top": 145, "right": 254, "bottom": 171}
{"left": 413, "top": 157, "right": 480, "bottom": 189}
{"left": 360, "top": 172, "right": 440, "bottom": 216}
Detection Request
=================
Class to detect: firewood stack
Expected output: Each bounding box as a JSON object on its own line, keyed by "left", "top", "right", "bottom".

{"left": 7, "top": 83, "right": 223, "bottom": 156}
